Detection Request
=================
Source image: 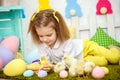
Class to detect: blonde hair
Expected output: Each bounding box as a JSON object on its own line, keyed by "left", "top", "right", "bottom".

{"left": 28, "top": 9, "right": 70, "bottom": 45}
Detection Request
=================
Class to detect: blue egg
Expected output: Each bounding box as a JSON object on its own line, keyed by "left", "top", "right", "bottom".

{"left": 38, "top": 70, "right": 48, "bottom": 78}
{"left": 23, "top": 70, "right": 34, "bottom": 77}
{"left": 25, "top": 49, "right": 39, "bottom": 64}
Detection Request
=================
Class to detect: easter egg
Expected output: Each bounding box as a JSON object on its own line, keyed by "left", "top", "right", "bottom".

{"left": 38, "top": 70, "right": 48, "bottom": 78}
{"left": 0, "top": 36, "right": 19, "bottom": 55}
{"left": 23, "top": 70, "right": 34, "bottom": 77}
{"left": 0, "top": 46, "right": 14, "bottom": 67}
{"left": 0, "top": 35, "right": 4, "bottom": 43}
{"left": 25, "top": 49, "right": 39, "bottom": 64}
{"left": 101, "top": 67, "right": 109, "bottom": 74}
{"left": 92, "top": 66, "right": 105, "bottom": 79}
{"left": 3, "top": 59, "right": 27, "bottom": 76}
{"left": 59, "top": 70, "right": 68, "bottom": 78}
{"left": 0, "top": 58, "right": 3, "bottom": 70}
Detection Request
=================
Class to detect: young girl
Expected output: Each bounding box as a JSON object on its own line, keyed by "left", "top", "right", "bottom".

{"left": 28, "top": 9, "right": 120, "bottom": 72}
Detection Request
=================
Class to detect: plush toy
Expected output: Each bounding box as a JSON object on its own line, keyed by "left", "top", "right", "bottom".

{"left": 96, "top": 0, "right": 113, "bottom": 15}
{"left": 65, "top": 0, "right": 82, "bottom": 18}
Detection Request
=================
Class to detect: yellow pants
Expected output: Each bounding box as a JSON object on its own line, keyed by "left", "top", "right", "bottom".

{"left": 83, "top": 39, "right": 120, "bottom": 66}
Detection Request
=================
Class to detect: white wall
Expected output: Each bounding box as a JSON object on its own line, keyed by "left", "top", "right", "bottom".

{"left": 21, "top": 0, "right": 120, "bottom": 55}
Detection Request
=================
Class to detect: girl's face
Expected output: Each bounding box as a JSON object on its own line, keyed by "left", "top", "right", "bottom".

{"left": 36, "top": 22, "right": 57, "bottom": 48}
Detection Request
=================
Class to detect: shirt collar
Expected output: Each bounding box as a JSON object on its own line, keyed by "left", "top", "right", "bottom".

{"left": 43, "top": 39, "right": 60, "bottom": 49}
{"left": 53, "top": 39, "right": 60, "bottom": 48}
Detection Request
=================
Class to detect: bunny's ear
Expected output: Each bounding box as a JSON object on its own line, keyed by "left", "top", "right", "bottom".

{"left": 31, "top": 0, "right": 52, "bottom": 21}
{"left": 37, "top": 0, "right": 52, "bottom": 13}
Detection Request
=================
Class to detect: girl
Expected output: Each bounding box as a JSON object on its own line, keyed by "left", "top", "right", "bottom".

{"left": 28, "top": 9, "right": 120, "bottom": 72}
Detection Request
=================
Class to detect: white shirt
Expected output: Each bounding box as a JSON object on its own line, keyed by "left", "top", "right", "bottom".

{"left": 38, "top": 39, "right": 84, "bottom": 63}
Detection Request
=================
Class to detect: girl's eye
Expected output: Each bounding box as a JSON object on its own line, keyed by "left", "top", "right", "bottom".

{"left": 47, "top": 34, "right": 52, "bottom": 37}
{"left": 47, "top": 33, "right": 52, "bottom": 37}
{"left": 39, "top": 36, "right": 43, "bottom": 38}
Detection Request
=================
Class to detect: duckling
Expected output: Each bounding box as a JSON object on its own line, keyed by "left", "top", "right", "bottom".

{"left": 76, "top": 58, "right": 85, "bottom": 77}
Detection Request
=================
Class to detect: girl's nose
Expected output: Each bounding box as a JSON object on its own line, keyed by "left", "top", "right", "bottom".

{"left": 43, "top": 38, "right": 47, "bottom": 42}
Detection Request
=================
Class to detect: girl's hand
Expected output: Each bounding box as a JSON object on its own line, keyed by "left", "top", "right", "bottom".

{"left": 39, "top": 65, "right": 53, "bottom": 72}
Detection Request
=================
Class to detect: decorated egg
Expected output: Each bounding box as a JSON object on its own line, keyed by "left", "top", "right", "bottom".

{"left": 38, "top": 70, "right": 48, "bottom": 78}
{"left": 92, "top": 66, "right": 105, "bottom": 79}
{"left": 59, "top": 70, "right": 68, "bottom": 78}
{"left": 0, "top": 58, "right": 3, "bottom": 70}
{"left": 23, "top": 70, "right": 34, "bottom": 77}
{"left": 0, "top": 46, "right": 14, "bottom": 67}
{"left": 25, "top": 49, "right": 39, "bottom": 64}
{"left": 0, "top": 36, "right": 19, "bottom": 55}
{"left": 3, "top": 59, "right": 27, "bottom": 76}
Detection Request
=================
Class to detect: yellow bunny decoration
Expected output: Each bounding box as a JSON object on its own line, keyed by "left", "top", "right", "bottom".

{"left": 31, "top": 0, "right": 52, "bottom": 21}
{"left": 37, "top": 0, "right": 51, "bottom": 13}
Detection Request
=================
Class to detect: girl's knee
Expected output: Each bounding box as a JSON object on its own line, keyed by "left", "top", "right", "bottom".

{"left": 108, "top": 48, "right": 120, "bottom": 64}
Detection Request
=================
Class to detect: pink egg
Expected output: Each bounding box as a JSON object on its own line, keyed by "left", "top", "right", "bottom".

{"left": 0, "top": 36, "right": 19, "bottom": 55}
{"left": 0, "top": 58, "right": 3, "bottom": 70}
{"left": 92, "top": 66, "right": 105, "bottom": 79}
{"left": 59, "top": 70, "right": 68, "bottom": 78}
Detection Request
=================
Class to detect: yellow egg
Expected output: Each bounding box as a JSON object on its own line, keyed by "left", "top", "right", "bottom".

{"left": 3, "top": 59, "right": 27, "bottom": 76}
{"left": 101, "top": 67, "right": 109, "bottom": 74}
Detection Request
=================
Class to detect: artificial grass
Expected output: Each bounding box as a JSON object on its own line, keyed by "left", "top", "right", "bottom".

{"left": 0, "top": 65, "right": 120, "bottom": 80}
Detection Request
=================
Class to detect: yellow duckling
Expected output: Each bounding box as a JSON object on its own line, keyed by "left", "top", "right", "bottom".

{"left": 76, "top": 58, "right": 85, "bottom": 77}
{"left": 40, "top": 56, "right": 49, "bottom": 66}
{"left": 27, "top": 62, "right": 41, "bottom": 70}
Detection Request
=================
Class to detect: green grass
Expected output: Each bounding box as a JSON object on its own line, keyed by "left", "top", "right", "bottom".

{"left": 0, "top": 65, "right": 120, "bottom": 80}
